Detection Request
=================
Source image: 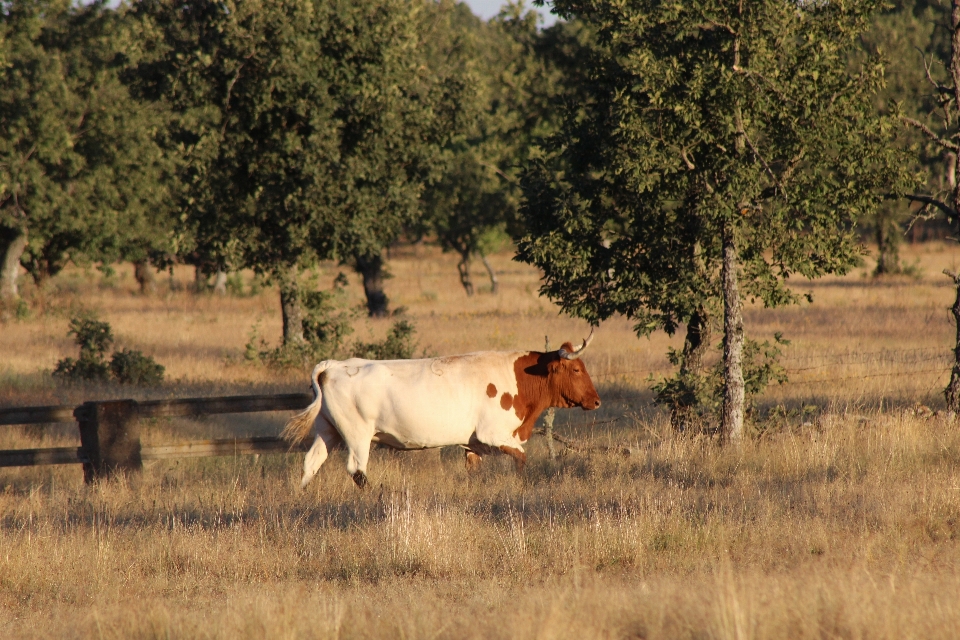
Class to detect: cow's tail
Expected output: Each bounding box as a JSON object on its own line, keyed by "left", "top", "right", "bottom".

{"left": 282, "top": 362, "right": 331, "bottom": 446}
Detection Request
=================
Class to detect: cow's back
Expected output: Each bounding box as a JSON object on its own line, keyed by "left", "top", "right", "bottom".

{"left": 318, "top": 352, "right": 527, "bottom": 448}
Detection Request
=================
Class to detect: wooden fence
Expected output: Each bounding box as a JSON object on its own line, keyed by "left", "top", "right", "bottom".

{"left": 0, "top": 394, "right": 312, "bottom": 483}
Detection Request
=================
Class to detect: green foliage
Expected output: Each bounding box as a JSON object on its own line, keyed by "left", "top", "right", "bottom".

{"left": 520, "top": 0, "right": 915, "bottom": 332}
{"left": 517, "top": 0, "right": 915, "bottom": 415}
{"left": 246, "top": 279, "right": 356, "bottom": 367}
{"left": 54, "top": 314, "right": 163, "bottom": 385}
{"left": 53, "top": 315, "right": 113, "bottom": 381}
{"left": 352, "top": 321, "right": 418, "bottom": 361}
{"left": 0, "top": 0, "right": 174, "bottom": 285}
{"left": 859, "top": 1, "right": 953, "bottom": 269}
{"left": 225, "top": 273, "right": 245, "bottom": 297}
{"left": 13, "top": 298, "right": 30, "bottom": 321}
{"left": 110, "top": 348, "right": 165, "bottom": 386}
{"left": 136, "top": 0, "right": 457, "bottom": 339}
{"left": 68, "top": 315, "right": 114, "bottom": 364}
{"left": 301, "top": 288, "right": 355, "bottom": 357}
{"left": 419, "top": 3, "right": 576, "bottom": 283}
{"left": 863, "top": 2, "right": 952, "bottom": 213}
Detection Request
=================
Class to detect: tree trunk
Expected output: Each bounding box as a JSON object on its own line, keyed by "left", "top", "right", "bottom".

{"left": 355, "top": 252, "right": 389, "bottom": 318}
{"left": 948, "top": 1, "right": 960, "bottom": 412}
{"left": 874, "top": 209, "right": 901, "bottom": 276}
{"left": 133, "top": 260, "right": 157, "bottom": 295}
{"left": 0, "top": 227, "right": 27, "bottom": 302}
{"left": 481, "top": 253, "right": 499, "bottom": 294}
{"left": 193, "top": 264, "right": 207, "bottom": 292}
{"left": 213, "top": 269, "right": 227, "bottom": 295}
{"left": 279, "top": 264, "right": 305, "bottom": 346}
{"left": 721, "top": 232, "right": 745, "bottom": 445}
{"left": 457, "top": 250, "right": 474, "bottom": 296}
{"left": 671, "top": 307, "right": 711, "bottom": 433}
{"left": 946, "top": 271, "right": 960, "bottom": 413}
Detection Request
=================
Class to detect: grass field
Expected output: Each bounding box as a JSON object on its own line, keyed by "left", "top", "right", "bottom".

{"left": 2, "top": 242, "right": 960, "bottom": 638}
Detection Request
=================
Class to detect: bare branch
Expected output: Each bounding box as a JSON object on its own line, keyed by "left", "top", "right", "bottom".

{"left": 903, "top": 193, "right": 958, "bottom": 218}
{"left": 917, "top": 46, "right": 953, "bottom": 95}
{"left": 478, "top": 161, "right": 516, "bottom": 184}
{"left": 699, "top": 21, "right": 736, "bottom": 35}
{"left": 900, "top": 116, "right": 959, "bottom": 151}
{"left": 743, "top": 132, "right": 785, "bottom": 195}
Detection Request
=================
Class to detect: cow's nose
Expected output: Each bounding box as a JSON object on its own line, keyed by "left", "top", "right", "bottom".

{"left": 593, "top": 399, "right": 601, "bottom": 409}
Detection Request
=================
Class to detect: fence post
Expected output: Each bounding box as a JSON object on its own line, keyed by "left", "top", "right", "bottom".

{"left": 544, "top": 336, "right": 557, "bottom": 460}
{"left": 75, "top": 400, "right": 142, "bottom": 483}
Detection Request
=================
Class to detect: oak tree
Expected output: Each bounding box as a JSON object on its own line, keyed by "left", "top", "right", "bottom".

{"left": 0, "top": 0, "right": 171, "bottom": 308}
{"left": 518, "top": 0, "right": 912, "bottom": 441}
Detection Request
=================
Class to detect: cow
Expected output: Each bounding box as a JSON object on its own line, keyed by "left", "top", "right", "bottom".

{"left": 282, "top": 329, "right": 601, "bottom": 489}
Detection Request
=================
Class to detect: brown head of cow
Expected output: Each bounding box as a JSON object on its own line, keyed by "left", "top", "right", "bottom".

{"left": 548, "top": 329, "right": 601, "bottom": 410}
{"left": 514, "top": 329, "right": 601, "bottom": 415}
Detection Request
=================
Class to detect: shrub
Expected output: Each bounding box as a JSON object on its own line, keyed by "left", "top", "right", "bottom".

{"left": 53, "top": 315, "right": 113, "bottom": 381}
{"left": 246, "top": 276, "right": 356, "bottom": 368}
{"left": 54, "top": 314, "right": 164, "bottom": 385}
{"left": 301, "top": 288, "right": 354, "bottom": 356}
{"left": 110, "top": 349, "right": 165, "bottom": 385}
{"left": 352, "top": 320, "right": 418, "bottom": 360}
{"left": 653, "top": 333, "right": 788, "bottom": 431}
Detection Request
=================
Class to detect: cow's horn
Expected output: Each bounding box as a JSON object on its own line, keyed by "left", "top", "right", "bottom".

{"left": 558, "top": 327, "right": 595, "bottom": 360}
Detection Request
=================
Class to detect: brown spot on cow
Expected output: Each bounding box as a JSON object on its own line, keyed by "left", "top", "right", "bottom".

{"left": 486, "top": 383, "right": 497, "bottom": 398}
{"left": 500, "top": 392, "right": 513, "bottom": 410}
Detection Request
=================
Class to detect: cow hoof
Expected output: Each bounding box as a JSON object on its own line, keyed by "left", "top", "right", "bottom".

{"left": 352, "top": 471, "right": 368, "bottom": 489}
{"left": 465, "top": 451, "right": 482, "bottom": 472}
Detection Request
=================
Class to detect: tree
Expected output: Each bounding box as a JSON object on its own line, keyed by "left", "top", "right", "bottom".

{"left": 419, "top": 4, "right": 512, "bottom": 296}
{"left": 891, "top": 1, "right": 960, "bottom": 411}
{"left": 517, "top": 0, "right": 912, "bottom": 442}
{"left": 322, "top": 0, "right": 460, "bottom": 316}
{"left": 138, "top": 0, "right": 452, "bottom": 335}
{"left": 420, "top": 2, "right": 583, "bottom": 296}
{"left": 0, "top": 0, "right": 171, "bottom": 308}
{"left": 861, "top": 0, "right": 951, "bottom": 275}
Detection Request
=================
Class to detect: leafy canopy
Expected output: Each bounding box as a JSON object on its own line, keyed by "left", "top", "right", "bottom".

{"left": 518, "top": 0, "right": 914, "bottom": 335}
{"left": 0, "top": 0, "right": 172, "bottom": 279}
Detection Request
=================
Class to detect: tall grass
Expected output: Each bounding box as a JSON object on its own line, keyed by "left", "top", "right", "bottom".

{"left": 2, "top": 242, "right": 960, "bottom": 637}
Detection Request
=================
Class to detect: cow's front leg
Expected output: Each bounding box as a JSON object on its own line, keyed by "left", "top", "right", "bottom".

{"left": 499, "top": 446, "right": 527, "bottom": 474}
{"left": 464, "top": 450, "right": 483, "bottom": 471}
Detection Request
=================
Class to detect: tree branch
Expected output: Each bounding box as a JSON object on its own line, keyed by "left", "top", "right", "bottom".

{"left": 917, "top": 46, "right": 954, "bottom": 96}
{"left": 900, "top": 116, "right": 959, "bottom": 151}
{"left": 903, "top": 193, "right": 958, "bottom": 218}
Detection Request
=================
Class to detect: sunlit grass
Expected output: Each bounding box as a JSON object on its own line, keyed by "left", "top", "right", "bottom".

{"left": 2, "top": 241, "right": 960, "bottom": 637}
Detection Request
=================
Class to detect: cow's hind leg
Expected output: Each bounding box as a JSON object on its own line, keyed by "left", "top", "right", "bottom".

{"left": 300, "top": 417, "right": 342, "bottom": 489}
{"left": 343, "top": 433, "right": 373, "bottom": 489}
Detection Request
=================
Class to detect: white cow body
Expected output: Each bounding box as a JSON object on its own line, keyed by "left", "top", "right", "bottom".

{"left": 321, "top": 352, "right": 525, "bottom": 450}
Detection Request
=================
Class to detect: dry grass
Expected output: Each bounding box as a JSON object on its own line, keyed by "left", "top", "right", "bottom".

{"left": 2, "top": 242, "right": 960, "bottom": 638}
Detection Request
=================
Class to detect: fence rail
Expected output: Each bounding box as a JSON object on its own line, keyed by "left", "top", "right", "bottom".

{"left": 0, "top": 393, "right": 313, "bottom": 482}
